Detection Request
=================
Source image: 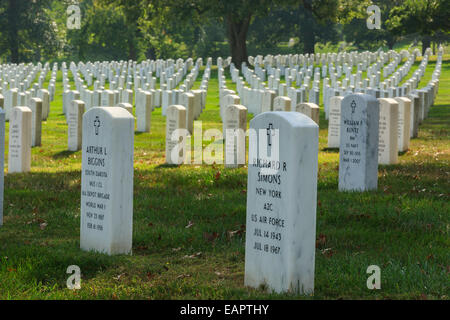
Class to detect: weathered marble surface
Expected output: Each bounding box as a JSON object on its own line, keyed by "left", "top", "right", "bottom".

{"left": 245, "top": 111, "right": 318, "bottom": 295}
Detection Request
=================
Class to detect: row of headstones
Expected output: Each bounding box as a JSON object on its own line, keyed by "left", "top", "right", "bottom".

{"left": 328, "top": 49, "right": 442, "bottom": 156}
{"left": 66, "top": 58, "right": 195, "bottom": 87}
{"left": 229, "top": 49, "right": 418, "bottom": 117}
{"left": 4, "top": 89, "right": 440, "bottom": 295}
{"left": 1, "top": 62, "right": 50, "bottom": 91}
{"left": 65, "top": 57, "right": 206, "bottom": 92}
{"left": 62, "top": 59, "right": 208, "bottom": 116}
{"left": 60, "top": 62, "right": 212, "bottom": 151}
{"left": 3, "top": 88, "right": 50, "bottom": 122}
{"left": 248, "top": 49, "right": 409, "bottom": 87}
{"left": 248, "top": 49, "right": 401, "bottom": 71}
{"left": 77, "top": 104, "right": 320, "bottom": 295}
{"left": 323, "top": 48, "right": 438, "bottom": 119}
{"left": 227, "top": 65, "right": 320, "bottom": 115}
{"left": 1, "top": 63, "right": 56, "bottom": 120}
{"left": 165, "top": 89, "right": 321, "bottom": 167}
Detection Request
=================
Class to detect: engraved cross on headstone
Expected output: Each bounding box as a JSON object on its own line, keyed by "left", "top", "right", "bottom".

{"left": 94, "top": 116, "right": 101, "bottom": 136}
{"left": 267, "top": 123, "right": 276, "bottom": 147}
{"left": 351, "top": 100, "right": 357, "bottom": 114}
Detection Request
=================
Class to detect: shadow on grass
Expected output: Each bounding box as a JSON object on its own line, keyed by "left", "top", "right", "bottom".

{"left": 322, "top": 147, "right": 339, "bottom": 153}
{"left": 52, "top": 150, "right": 77, "bottom": 159}
{"left": 155, "top": 163, "right": 181, "bottom": 169}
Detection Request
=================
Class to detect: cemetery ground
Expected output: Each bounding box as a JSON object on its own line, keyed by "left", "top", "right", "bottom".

{"left": 0, "top": 55, "right": 449, "bottom": 300}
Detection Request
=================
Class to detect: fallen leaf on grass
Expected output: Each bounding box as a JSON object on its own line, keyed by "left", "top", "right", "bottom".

{"left": 228, "top": 229, "right": 243, "bottom": 239}
{"left": 183, "top": 252, "right": 202, "bottom": 259}
{"left": 185, "top": 221, "right": 194, "bottom": 229}
{"left": 321, "top": 248, "right": 334, "bottom": 258}
{"left": 113, "top": 273, "right": 126, "bottom": 281}
{"left": 40, "top": 222, "right": 48, "bottom": 230}
{"left": 204, "top": 232, "right": 219, "bottom": 242}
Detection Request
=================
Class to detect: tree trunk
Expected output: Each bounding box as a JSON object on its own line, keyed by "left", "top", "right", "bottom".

{"left": 299, "top": 7, "right": 315, "bottom": 54}
{"left": 422, "top": 35, "right": 431, "bottom": 56}
{"left": 226, "top": 14, "right": 251, "bottom": 69}
{"left": 129, "top": 41, "right": 137, "bottom": 61}
{"left": 7, "top": 0, "right": 19, "bottom": 63}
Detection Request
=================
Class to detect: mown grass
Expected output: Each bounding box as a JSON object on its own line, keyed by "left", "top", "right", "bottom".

{"left": 0, "top": 53, "right": 448, "bottom": 300}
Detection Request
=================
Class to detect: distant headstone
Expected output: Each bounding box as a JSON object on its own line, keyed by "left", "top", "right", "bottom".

{"left": 295, "top": 103, "right": 320, "bottom": 125}
{"left": 407, "top": 93, "right": 420, "bottom": 138}
{"left": 68, "top": 100, "right": 85, "bottom": 151}
{"left": 394, "top": 97, "right": 411, "bottom": 152}
{"left": 5, "top": 89, "right": 18, "bottom": 121}
{"left": 180, "top": 92, "right": 194, "bottom": 135}
{"left": 29, "top": 98, "right": 42, "bottom": 147}
{"left": 245, "top": 112, "right": 318, "bottom": 294}
{"left": 8, "top": 107, "right": 32, "bottom": 173}
{"left": 38, "top": 89, "right": 50, "bottom": 120}
{"left": 118, "top": 103, "right": 133, "bottom": 115}
{"left": 338, "top": 94, "right": 379, "bottom": 191}
{"left": 273, "top": 96, "right": 291, "bottom": 111}
{"left": 378, "top": 98, "right": 399, "bottom": 165}
{"left": 261, "top": 90, "right": 276, "bottom": 113}
{"left": 80, "top": 107, "right": 134, "bottom": 255}
{"left": 136, "top": 91, "right": 152, "bottom": 132}
{"left": 327, "top": 96, "right": 344, "bottom": 148}
{"left": 165, "top": 105, "right": 187, "bottom": 165}
{"left": 224, "top": 104, "right": 247, "bottom": 168}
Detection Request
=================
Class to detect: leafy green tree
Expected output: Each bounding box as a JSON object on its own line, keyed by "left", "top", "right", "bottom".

{"left": 387, "top": 0, "right": 450, "bottom": 54}
{"left": 144, "top": 0, "right": 279, "bottom": 67}
{"left": 0, "top": 0, "right": 59, "bottom": 63}
{"left": 342, "top": 0, "right": 404, "bottom": 50}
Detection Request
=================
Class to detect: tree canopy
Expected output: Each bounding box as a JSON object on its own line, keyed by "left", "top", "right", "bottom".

{"left": 0, "top": 0, "right": 448, "bottom": 63}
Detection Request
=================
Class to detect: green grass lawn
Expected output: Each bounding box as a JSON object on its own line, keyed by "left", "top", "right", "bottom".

{"left": 0, "top": 53, "right": 449, "bottom": 300}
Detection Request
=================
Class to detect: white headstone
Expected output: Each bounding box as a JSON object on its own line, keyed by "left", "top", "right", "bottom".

{"left": 273, "top": 96, "right": 291, "bottom": 111}
{"left": 136, "top": 91, "right": 152, "bottom": 132}
{"left": 394, "top": 97, "right": 411, "bottom": 152}
{"left": 244, "top": 112, "right": 318, "bottom": 295}
{"left": 80, "top": 107, "right": 134, "bottom": 255}
{"left": 165, "top": 105, "right": 187, "bottom": 165}
{"left": 338, "top": 94, "right": 379, "bottom": 191}
{"left": 8, "top": 107, "right": 32, "bottom": 173}
{"left": 118, "top": 103, "right": 133, "bottom": 115}
{"left": 224, "top": 104, "right": 247, "bottom": 168}
{"left": 295, "top": 103, "right": 320, "bottom": 125}
{"left": 181, "top": 92, "right": 194, "bottom": 135}
{"left": 327, "top": 96, "right": 344, "bottom": 148}
{"left": 38, "top": 89, "right": 50, "bottom": 120}
{"left": 29, "top": 98, "right": 42, "bottom": 147}
{"left": 68, "top": 100, "right": 85, "bottom": 151}
{"left": 378, "top": 98, "right": 399, "bottom": 164}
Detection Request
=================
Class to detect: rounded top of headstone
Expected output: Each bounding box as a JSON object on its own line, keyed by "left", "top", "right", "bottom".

{"left": 226, "top": 104, "right": 247, "bottom": 111}
{"left": 297, "top": 102, "right": 319, "bottom": 109}
{"left": 378, "top": 97, "right": 399, "bottom": 105}
{"left": 181, "top": 92, "right": 194, "bottom": 98}
{"left": 342, "top": 93, "right": 378, "bottom": 105}
{"left": 251, "top": 111, "right": 318, "bottom": 129}
{"left": 84, "top": 106, "right": 134, "bottom": 120}
{"left": 13, "top": 106, "right": 32, "bottom": 113}
{"left": 394, "top": 97, "right": 411, "bottom": 103}
{"left": 168, "top": 104, "right": 186, "bottom": 112}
